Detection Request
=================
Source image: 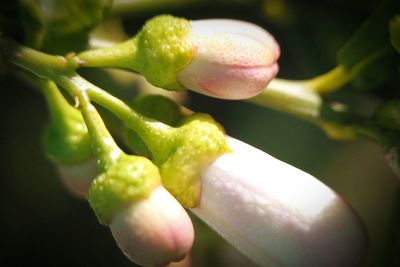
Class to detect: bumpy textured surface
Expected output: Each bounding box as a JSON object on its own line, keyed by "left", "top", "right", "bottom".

{"left": 43, "top": 106, "right": 92, "bottom": 165}
{"left": 158, "top": 114, "right": 230, "bottom": 208}
{"left": 136, "top": 15, "right": 195, "bottom": 90}
{"left": 88, "top": 155, "right": 161, "bottom": 225}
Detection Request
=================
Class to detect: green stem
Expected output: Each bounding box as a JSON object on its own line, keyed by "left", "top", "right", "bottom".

{"left": 4, "top": 40, "right": 172, "bottom": 156}
{"left": 247, "top": 48, "right": 389, "bottom": 139}
{"left": 248, "top": 78, "right": 322, "bottom": 120}
{"left": 77, "top": 38, "right": 141, "bottom": 70}
{"left": 3, "top": 39, "right": 73, "bottom": 79}
{"left": 247, "top": 79, "right": 358, "bottom": 140}
{"left": 58, "top": 74, "right": 172, "bottom": 155}
{"left": 305, "top": 66, "right": 353, "bottom": 95}
{"left": 78, "top": 91, "right": 122, "bottom": 172}
{"left": 306, "top": 48, "right": 389, "bottom": 94}
{"left": 40, "top": 79, "right": 75, "bottom": 122}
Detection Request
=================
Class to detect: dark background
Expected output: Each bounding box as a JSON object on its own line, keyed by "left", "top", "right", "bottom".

{"left": 1, "top": 0, "right": 399, "bottom": 266}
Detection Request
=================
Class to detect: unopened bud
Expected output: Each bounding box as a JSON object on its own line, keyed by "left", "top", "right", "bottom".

{"left": 110, "top": 186, "right": 194, "bottom": 267}
{"left": 192, "top": 136, "right": 367, "bottom": 267}
{"left": 56, "top": 158, "right": 97, "bottom": 197}
{"left": 41, "top": 80, "right": 93, "bottom": 197}
{"left": 177, "top": 19, "right": 280, "bottom": 100}
{"left": 88, "top": 155, "right": 194, "bottom": 266}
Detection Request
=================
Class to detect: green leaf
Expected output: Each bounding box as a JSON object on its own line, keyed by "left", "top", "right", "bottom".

{"left": 18, "top": 0, "right": 112, "bottom": 54}
{"left": 337, "top": 0, "right": 400, "bottom": 90}
{"left": 390, "top": 15, "right": 400, "bottom": 53}
{"left": 373, "top": 100, "right": 400, "bottom": 131}
{"left": 338, "top": 0, "right": 400, "bottom": 67}
{"left": 350, "top": 49, "right": 399, "bottom": 90}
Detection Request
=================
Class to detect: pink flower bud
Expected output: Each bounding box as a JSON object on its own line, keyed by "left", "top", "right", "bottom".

{"left": 192, "top": 136, "right": 367, "bottom": 267}
{"left": 110, "top": 186, "right": 194, "bottom": 266}
{"left": 57, "top": 158, "right": 97, "bottom": 198}
{"left": 177, "top": 19, "right": 280, "bottom": 100}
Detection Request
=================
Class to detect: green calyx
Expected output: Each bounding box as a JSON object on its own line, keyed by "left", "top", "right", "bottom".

{"left": 88, "top": 154, "right": 161, "bottom": 225}
{"left": 134, "top": 15, "right": 195, "bottom": 90}
{"left": 155, "top": 113, "right": 231, "bottom": 208}
{"left": 43, "top": 109, "right": 92, "bottom": 165}
{"left": 76, "top": 15, "right": 195, "bottom": 91}
{"left": 42, "top": 80, "right": 91, "bottom": 165}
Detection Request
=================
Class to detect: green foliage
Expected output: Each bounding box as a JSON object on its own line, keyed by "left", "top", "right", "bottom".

{"left": 134, "top": 94, "right": 185, "bottom": 125}
{"left": 337, "top": 0, "right": 400, "bottom": 90}
{"left": 373, "top": 100, "right": 400, "bottom": 131}
{"left": 18, "top": 0, "right": 112, "bottom": 54}
{"left": 390, "top": 15, "right": 400, "bottom": 53}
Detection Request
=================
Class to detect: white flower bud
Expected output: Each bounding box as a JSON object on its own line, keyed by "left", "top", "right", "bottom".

{"left": 110, "top": 186, "right": 194, "bottom": 267}
{"left": 57, "top": 158, "right": 97, "bottom": 198}
{"left": 177, "top": 19, "right": 280, "bottom": 100}
{"left": 192, "top": 137, "right": 367, "bottom": 267}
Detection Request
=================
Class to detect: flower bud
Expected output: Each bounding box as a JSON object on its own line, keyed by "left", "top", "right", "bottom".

{"left": 110, "top": 186, "right": 194, "bottom": 267}
{"left": 41, "top": 80, "right": 94, "bottom": 197}
{"left": 88, "top": 155, "right": 194, "bottom": 266}
{"left": 56, "top": 158, "right": 97, "bottom": 198}
{"left": 191, "top": 136, "right": 367, "bottom": 267}
{"left": 177, "top": 19, "right": 280, "bottom": 100}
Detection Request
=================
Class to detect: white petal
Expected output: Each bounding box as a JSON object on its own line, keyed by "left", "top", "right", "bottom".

{"left": 110, "top": 186, "right": 194, "bottom": 266}
{"left": 192, "top": 136, "right": 366, "bottom": 267}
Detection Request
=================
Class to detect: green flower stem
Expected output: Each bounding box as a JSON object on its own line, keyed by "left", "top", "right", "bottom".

{"left": 306, "top": 49, "right": 386, "bottom": 94}
{"left": 77, "top": 38, "right": 140, "bottom": 70}
{"left": 40, "top": 79, "right": 74, "bottom": 122}
{"left": 3, "top": 39, "right": 73, "bottom": 80}
{"left": 305, "top": 65, "right": 356, "bottom": 95}
{"left": 249, "top": 78, "right": 322, "bottom": 120}
{"left": 60, "top": 74, "right": 173, "bottom": 156}
{"left": 78, "top": 91, "right": 122, "bottom": 172}
{"left": 4, "top": 40, "right": 172, "bottom": 156}
{"left": 247, "top": 48, "right": 389, "bottom": 139}
{"left": 248, "top": 79, "right": 358, "bottom": 139}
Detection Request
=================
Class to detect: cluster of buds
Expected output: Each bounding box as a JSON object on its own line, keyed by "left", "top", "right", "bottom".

{"left": 78, "top": 94, "right": 195, "bottom": 266}
{"left": 39, "top": 15, "right": 367, "bottom": 267}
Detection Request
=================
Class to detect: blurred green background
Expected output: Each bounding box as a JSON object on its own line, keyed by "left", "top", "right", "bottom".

{"left": 1, "top": 0, "right": 399, "bottom": 266}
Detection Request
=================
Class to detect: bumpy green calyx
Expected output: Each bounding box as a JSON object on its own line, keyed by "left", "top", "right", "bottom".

{"left": 135, "top": 15, "right": 195, "bottom": 90}
{"left": 76, "top": 15, "right": 194, "bottom": 90}
{"left": 43, "top": 109, "right": 92, "bottom": 165}
{"left": 42, "top": 81, "right": 91, "bottom": 165}
{"left": 88, "top": 154, "right": 161, "bottom": 225}
{"left": 156, "top": 114, "right": 231, "bottom": 208}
